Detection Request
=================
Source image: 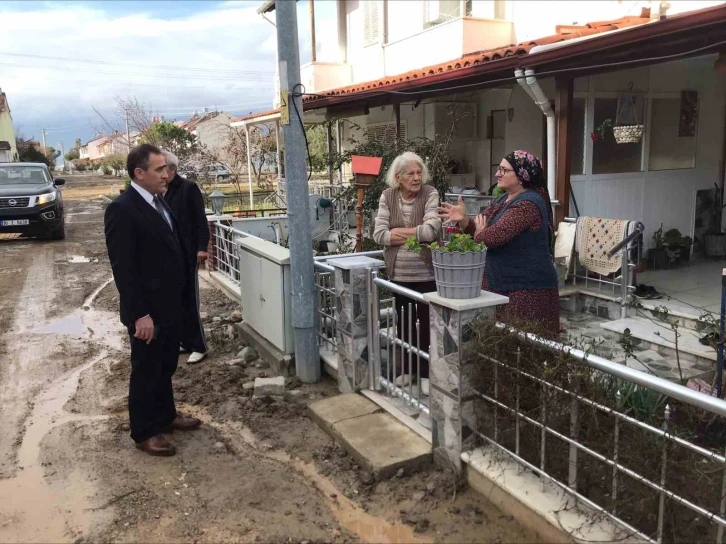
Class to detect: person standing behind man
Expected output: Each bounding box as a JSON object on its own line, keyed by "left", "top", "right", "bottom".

{"left": 104, "top": 144, "right": 202, "bottom": 457}
{"left": 162, "top": 151, "right": 210, "bottom": 364}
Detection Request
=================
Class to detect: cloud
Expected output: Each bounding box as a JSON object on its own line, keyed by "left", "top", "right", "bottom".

{"left": 0, "top": 1, "right": 278, "bottom": 146}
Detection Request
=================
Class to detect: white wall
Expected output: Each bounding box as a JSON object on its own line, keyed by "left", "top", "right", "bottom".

{"left": 336, "top": 82, "right": 549, "bottom": 192}
{"left": 196, "top": 113, "right": 233, "bottom": 155}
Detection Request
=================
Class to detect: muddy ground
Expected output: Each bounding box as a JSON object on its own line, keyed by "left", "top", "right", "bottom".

{"left": 0, "top": 174, "right": 537, "bottom": 543}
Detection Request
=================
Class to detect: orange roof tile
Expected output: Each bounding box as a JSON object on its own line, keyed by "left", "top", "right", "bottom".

{"left": 303, "top": 12, "right": 652, "bottom": 104}
{"left": 231, "top": 108, "right": 281, "bottom": 123}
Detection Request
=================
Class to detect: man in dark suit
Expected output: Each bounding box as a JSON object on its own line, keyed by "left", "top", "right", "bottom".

{"left": 162, "top": 151, "right": 209, "bottom": 364}
{"left": 104, "top": 143, "right": 201, "bottom": 457}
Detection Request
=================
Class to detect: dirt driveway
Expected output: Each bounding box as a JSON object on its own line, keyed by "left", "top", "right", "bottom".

{"left": 0, "top": 174, "right": 536, "bottom": 543}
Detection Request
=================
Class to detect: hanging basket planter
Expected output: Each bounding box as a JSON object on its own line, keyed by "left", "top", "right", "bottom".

{"left": 613, "top": 83, "right": 644, "bottom": 145}
{"left": 613, "top": 124, "right": 644, "bottom": 144}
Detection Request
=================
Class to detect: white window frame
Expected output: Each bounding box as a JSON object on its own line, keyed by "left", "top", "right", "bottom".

{"left": 363, "top": 0, "right": 380, "bottom": 46}
{"left": 571, "top": 81, "right": 695, "bottom": 185}
{"left": 366, "top": 121, "right": 407, "bottom": 143}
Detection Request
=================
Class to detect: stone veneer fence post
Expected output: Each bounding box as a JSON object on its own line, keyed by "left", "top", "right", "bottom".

{"left": 423, "top": 291, "right": 510, "bottom": 474}
{"left": 329, "top": 256, "right": 384, "bottom": 394}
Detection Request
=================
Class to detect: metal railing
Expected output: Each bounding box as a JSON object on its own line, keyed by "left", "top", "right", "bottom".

{"left": 565, "top": 218, "right": 644, "bottom": 319}
{"left": 312, "top": 251, "right": 386, "bottom": 359}
{"left": 470, "top": 324, "right": 726, "bottom": 544}
{"left": 213, "top": 222, "right": 241, "bottom": 284}
{"left": 369, "top": 269, "right": 430, "bottom": 418}
{"left": 314, "top": 261, "right": 337, "bottom": 354}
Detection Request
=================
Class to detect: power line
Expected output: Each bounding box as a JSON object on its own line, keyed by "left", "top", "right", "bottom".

{"left": 43, "top": 103, "right": 274, "bottom": 133}
{"left": 0, "top": 51, "right": 274, "bottom": 75}
{"left": 0, "top": 61, "right": 273, "bottom": 82}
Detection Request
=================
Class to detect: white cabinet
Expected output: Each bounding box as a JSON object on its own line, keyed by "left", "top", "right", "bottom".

{"left": 238, "top": 237, "right": 294, "bottom": 354}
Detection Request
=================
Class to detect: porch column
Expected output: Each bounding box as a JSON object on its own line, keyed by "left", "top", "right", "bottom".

{"left": 330, "top": 256, "right": 384, "bottom": 393}
{"left": 555, "top": 78, "right": 573, "bottom": 225}
{"left": 275, "top": 120, "right": 283, "bottom": 194}
{"left": 309, "top": 0, "right": 317, "bottom": 63}
{"left": 394, "top": 103, "right": 401, "bottom": 149}
{"left": 327, "top": 121, "right": 334, "bottom": 185}
{"left": 245, "top": 123, "right": 254, "bottom": 210}
{"left": 424, "top": 291, "right": 509, "bottom": 474}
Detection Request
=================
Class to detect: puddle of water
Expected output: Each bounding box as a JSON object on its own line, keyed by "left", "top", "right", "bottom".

{"left": 0, "top": 352, "right": 111, "bottom": 543}
{"left": 36, "top": 313, "right": 88, "bottom": 336}
{"left": 201, "top": 416, "right": 430, "bottom": 544}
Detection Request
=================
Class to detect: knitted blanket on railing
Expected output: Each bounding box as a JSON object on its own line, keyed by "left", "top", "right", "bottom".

{"left": 576, "top": 216, "right": 628, "bottom": 275}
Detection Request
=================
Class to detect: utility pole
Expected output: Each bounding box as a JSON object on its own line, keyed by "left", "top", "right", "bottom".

{"left": 276, "top": 0, "right": 320, "bottom": 383}
{"left": 41, "top": 128, "right": 47, "bottom": 156}
{"left": 125, "top": 109, "right": 132, "bottom": 153}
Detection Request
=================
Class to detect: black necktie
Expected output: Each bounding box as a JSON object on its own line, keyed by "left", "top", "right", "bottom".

{"left": 153, "top": 196, "right": 172, "bottom": 230}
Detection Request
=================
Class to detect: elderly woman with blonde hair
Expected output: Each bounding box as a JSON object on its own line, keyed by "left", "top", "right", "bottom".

{"left": 373, "top": 151, "right": 441, "bottom": 395}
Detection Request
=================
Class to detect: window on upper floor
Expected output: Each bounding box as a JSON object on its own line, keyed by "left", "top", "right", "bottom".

{"left": 424, "top": 0, "right": 472, "bottom": 28}
{"left": 363, "top": 0, "right": 380, "bottom": 46}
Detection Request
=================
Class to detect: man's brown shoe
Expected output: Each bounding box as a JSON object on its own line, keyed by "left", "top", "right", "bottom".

{"left": 166, "top": 415, "right": 202, "bottom": 431}
{"left": 135, "top": 435, "right": 176, "bottom": 456}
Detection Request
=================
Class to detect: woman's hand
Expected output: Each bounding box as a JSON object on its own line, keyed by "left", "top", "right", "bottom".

{"left": 474, "top": 214, "right": 487, "bottom": 237}
{"left": 438, "top": 196, "right": 469, "bottom": 229}
{"left": 389, "top": 228, "right": 409, "bottom": 246}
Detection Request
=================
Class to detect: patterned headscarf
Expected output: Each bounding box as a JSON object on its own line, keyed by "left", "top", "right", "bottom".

{"left": 504, "top": 150, "right": 554, "bottom": 253}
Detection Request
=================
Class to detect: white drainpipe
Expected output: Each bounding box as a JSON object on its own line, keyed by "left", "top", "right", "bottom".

{"left": 515, "top": 68, "right": 556, "bottom": 205}
{"left": 515, "top": 68, "right": 536, "bottom": 102}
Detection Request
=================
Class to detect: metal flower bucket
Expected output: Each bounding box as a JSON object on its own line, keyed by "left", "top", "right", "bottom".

{"left": 431, "top": 248, "right": 487, "bottom": 299}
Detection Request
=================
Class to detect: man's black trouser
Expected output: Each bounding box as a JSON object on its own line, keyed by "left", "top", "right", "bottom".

{"left": 180, "top": 262, "right": 208, "bottom": 354}
{"left": 128, "top": 323, "right": 180, "bottom": 443}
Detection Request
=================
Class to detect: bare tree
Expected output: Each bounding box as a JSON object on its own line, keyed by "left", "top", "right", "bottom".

{"left": 92, "top": 95, "right": 153, "bottom": 153}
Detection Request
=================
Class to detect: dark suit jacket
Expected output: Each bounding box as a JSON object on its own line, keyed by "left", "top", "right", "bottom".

{"left": 104, "top": 186, "right": 187, "bottom": 333}
{"left": 163, "top": 174, "right": 210, "bottom": 264}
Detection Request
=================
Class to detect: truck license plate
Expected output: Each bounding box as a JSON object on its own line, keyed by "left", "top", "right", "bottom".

{"left": 1, "top": 219, "right": 30, "bottom": 226}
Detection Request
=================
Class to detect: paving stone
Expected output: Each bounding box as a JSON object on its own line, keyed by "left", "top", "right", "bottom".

{"left": 253, "top": 376, "right": 285, "bottom": 397}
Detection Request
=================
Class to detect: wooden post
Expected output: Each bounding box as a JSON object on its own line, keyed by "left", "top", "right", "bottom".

{"left": 355, "top": 186, "right": 364, "bottom": 252}
{"left": 555, "top": 78, "right": 573, "bottom": 225}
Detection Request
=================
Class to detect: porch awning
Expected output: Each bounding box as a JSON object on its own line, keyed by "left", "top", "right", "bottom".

{"left": 302, "top": 4, "right": 726, "bottom": 113}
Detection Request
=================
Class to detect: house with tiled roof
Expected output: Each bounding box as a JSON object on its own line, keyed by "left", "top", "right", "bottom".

{"left": 251, "top": 0, "right": 726, "bottom": 254}
{"left": 180, "top": 110, "right": 234, "bottom": 155}
{"left": 0, "top": 89, "right": 17, "bottom": 162}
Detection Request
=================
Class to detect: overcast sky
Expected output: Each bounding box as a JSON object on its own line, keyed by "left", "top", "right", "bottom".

{"left": 0, "top": 0, "right": 334, "bottom": 156}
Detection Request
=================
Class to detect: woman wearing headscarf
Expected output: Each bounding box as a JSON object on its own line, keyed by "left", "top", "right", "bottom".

{"left": 438, "top": 150, "right": 560, "bottom": 336}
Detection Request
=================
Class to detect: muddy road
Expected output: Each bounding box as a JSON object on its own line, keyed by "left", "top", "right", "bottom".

{"left": 0, "top": 175, "right": 536, "bottom": 543}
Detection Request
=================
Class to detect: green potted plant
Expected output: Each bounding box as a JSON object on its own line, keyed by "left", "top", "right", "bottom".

{"left": 663, "top": 228, "right": 692, "bottom": 266}
{"left": 406, "top": 234, "right": 486, "bottom": 299}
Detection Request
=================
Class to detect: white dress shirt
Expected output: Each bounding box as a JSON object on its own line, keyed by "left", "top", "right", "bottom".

{"left": 131, "top": 181, "right": 172, "bottom": 229}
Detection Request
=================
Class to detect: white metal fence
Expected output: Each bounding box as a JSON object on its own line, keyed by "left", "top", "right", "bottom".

{"left": 212, "top": 222, "right": 241, "bottom": 284}
{"left": 472, "top": 325, "right": 726, "bottom": 544}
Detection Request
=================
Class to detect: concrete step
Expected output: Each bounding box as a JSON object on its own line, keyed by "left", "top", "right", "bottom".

{"left": 308, "top": 393, "right": 431, "bottom": 480}
{"left": 599, "top": 317, "right": 715, "bottom": 381}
